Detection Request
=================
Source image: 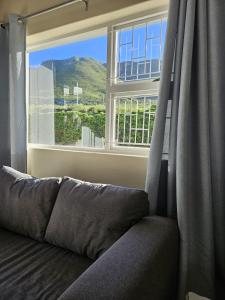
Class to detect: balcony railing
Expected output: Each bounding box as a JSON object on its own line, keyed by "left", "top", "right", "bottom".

{"left": 115, "top": 95, "right": 157, "bottom": 147}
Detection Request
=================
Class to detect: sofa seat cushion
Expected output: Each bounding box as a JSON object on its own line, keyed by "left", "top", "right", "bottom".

{"left": 0, "top": 228, "right": 93, "bottom": 300}
{"left": 45, "top": 177, "right": 149, "bottom": 260}
{"left": 0, "top": 166, "right": 61, "bottom": 241}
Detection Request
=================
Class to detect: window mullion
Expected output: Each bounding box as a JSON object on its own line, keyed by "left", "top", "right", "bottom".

{"left": 105, "top": 25, "right": 114, "bottom": 151}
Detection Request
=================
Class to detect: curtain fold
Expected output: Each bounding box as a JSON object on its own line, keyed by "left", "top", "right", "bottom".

{"left": 0, "top": 14, "right": 27, "bottom": 172}
{"left": 145, "top": 0, "right": 179, "bottom": 217}
{"left": 146, "top": 0, "right": 225, "bottom": 299}
{"left": 0, "top": 26, "right": 10, "bottom": 166}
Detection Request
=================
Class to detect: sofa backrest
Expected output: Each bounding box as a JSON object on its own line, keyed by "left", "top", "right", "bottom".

{"left": 45, "top": 177, "right": 149, "bottom": 260}
{"left": 0, "top": 167, "right": 149, "bottom": 259}
{"left": 0, "top": 166, "right": 61, "bottom": 241}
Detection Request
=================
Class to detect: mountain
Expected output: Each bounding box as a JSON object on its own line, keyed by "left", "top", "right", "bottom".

{"left": 42, "top": 57, "right": 107, "bottom": 102}
{"left": 41, "top": 57, "right": 160, "bottom": 103}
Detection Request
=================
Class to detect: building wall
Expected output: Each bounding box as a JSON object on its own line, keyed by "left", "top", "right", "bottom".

{"left": 29, "top": 66, "right": 55, "bottom": 144}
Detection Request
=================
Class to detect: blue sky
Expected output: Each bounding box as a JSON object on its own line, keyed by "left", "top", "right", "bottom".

{"left": 29, "top": 20, "right": 167, "bottom": 66}
{"left": 29, "top": 35, "right": 107, "bottom": 66}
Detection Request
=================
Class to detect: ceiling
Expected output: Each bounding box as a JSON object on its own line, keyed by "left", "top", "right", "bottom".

{"left": 0, "top": 0, "right": 78, "bottom": 22}
{"left": 0, "top": 0, "right": 169, "bottom": 37}
{"left": 0, "top": 0, "right": 150, "bottom": 23}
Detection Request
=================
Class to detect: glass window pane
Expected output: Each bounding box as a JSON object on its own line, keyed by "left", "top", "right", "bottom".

{"left": 119, "top": 28, "right": 132, "bottom": 45}
{"left": 29, "top": 33, "right": 107, "bottom": 148}
{"left": 132, "top": 25, "right": 146, "bottom": 59}
{"left": 116, "top": 18, "right": 167, "bottom": 82}
{"left": 147, "top": 21, "right": 161, "bottom": 38}
{"left": 115, "top": 95, "right": 158, "bottom": 147}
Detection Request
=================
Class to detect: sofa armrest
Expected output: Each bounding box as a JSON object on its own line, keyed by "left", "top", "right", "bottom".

{"left": 58, "top": 216, "right": 179, "bottom": 300}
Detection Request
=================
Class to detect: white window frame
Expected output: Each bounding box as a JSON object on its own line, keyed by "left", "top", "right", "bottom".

{"left": 27, "top": 10, "right": 167, "bottom": 157}
{"left": 106, "top": 12, "right": 167, "bottom": 155}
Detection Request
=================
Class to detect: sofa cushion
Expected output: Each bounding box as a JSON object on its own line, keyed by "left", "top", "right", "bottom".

{"left": 0, "top": 228, "right": 93, "bottom": 300}
{"left": 45, "top": 177, "right": 149, "bottom": 260}
{"left": 0, "top": 166, "right": 61, "bottom": 241}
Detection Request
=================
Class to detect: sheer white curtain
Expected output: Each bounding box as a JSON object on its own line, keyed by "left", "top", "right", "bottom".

{"left": 0, "top": 14, "right": 27, "bottom": 172}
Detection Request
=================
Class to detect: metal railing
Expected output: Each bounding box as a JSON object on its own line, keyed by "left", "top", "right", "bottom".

{"left": 117, "top": 18, "right": 166, "bottom": 82}
{"left": 115, "top": 95, "right": 157, "bottom": 147}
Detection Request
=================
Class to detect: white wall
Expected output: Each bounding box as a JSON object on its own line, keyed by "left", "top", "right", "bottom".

{"left": 28, "top": 147, "right": 148, "bottom": 189}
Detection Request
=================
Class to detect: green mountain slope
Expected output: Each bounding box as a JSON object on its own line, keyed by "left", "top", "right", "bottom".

{"left": 42, "top": 56, "right": 160, "bottom": 104}
{"left": 42, "top": 57, "right": 107, "bottom": 102}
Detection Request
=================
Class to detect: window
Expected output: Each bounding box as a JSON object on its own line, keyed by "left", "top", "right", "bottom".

{"left": 116, "top": 18, "right": 166, "bottom": 82}
{"left": 29, "top": 32, "right": 107, "bottom": 148}
{"left": 108, "top": 16, "right": 167, "bottom": 150}
{"left": 28, "top": 14, "right": 167, "bottom": 153}
{"left": 115, "top": 95, "right": 157, "bottom": 147}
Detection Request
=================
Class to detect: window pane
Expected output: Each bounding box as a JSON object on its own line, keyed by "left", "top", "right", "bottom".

{"left": 29, "top": 33, "right": 107, "bottom": 148}
{"left": 115, "top": 95, "right": 158, "bottom": 147}
{"left": 116, "top": 18, "right": 167, "bottom": 82}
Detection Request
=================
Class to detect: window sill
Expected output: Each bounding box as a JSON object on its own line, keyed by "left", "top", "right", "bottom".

{"left": 28, "top": 143, "right": 149, "bottom": 158}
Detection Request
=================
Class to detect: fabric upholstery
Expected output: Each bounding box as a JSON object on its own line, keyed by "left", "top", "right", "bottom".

{"left": 45, "top": 177, "right": 149, "bottom": 259}
{"left": 0, "top": 228, "right": 93, "bottom": 300}
{"left": 59, "top": 216, "right": 179, "bottom": 300}
{"left": 0, "top": 166, "right": 61, "bottom": 241}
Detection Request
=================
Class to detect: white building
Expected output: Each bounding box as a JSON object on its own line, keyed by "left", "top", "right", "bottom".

{"left": 73, "top": 86, "right": 83, "bottom": 96}
{"left": 63, "top": 85, "right": 70, "bottom": 96}
{"left": 29, "top": 65, "right": 55, "bottom": 145}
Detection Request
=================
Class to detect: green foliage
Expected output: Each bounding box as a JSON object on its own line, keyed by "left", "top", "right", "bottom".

{"left": 30, "top": 104, "right": 157, "bottom": 146}
{"left": 31, "top": 57, "right": 158, "bottom": 146}
{"left": 116, "top": 111, "right": 155, "bottom": 145}
{"left": 78, "top": 111, "right": 105, "bottom": 138}
{"left": 53, "top": 104, "right": 156, "bottom": 145}
{"left": 54, "top": 111, "right": 82, "bottom": 144}
{"left": 53, "top": 105, "right": 106, "bottom": 144}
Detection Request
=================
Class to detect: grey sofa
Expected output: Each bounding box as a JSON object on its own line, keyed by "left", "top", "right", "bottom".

{"left": 0, "top": 166, "right": 178, "bottom": 300}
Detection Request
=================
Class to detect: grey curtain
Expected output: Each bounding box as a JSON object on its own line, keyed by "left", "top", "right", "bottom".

{"left": 146, "top": 0, "right": 225, "bottom": 299}
{"left": 0, "top": 14, "right": 27, "bottom": 172}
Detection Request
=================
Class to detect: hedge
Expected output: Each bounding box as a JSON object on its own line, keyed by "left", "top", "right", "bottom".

{"left": 30, "top": 104, "right": 156, "bottom": 145}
